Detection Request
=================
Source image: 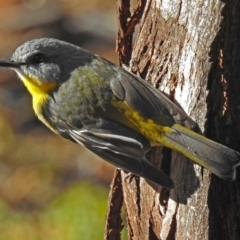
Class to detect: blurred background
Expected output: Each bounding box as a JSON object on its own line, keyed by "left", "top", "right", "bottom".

{"left": 0, "top": 1, "right": 125, "bottom": 239}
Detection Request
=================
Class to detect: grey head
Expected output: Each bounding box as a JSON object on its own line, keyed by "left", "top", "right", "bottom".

{"left": 0, "top": 38, "right": 94, "bottom": 83}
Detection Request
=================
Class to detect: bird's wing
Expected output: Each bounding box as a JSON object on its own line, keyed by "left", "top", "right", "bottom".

{"left": 56, "top": 118, "right": 174, "bottom": 189}
{"left": 110, "top": 66, "right": 199, "bottom": 130}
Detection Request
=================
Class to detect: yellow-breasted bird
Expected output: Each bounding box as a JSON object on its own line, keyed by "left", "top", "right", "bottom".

{"left": 0, "top": 38, "right": 239, "bottom": 189}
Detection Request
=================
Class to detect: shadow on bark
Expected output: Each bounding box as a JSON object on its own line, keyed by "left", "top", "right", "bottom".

{"left": 207, "top": 1, "right": 240, "bottom": 239}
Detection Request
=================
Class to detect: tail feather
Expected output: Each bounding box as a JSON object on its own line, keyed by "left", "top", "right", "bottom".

{"left": 163, "top": 124, "right": 240, "bottom": 180}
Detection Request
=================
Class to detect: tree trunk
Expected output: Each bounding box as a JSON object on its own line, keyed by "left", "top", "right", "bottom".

{"left": 105, "top": 0, "right": 240, "bottom": 239}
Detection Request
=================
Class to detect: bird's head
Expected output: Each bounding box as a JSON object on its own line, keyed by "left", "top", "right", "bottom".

{"left": 0, "top": 38, "right": 93, "bottom": 95}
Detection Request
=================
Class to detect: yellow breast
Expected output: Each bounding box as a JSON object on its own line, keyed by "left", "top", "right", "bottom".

{"left": 17, "top": 72, "right": 57, "bottom": 131}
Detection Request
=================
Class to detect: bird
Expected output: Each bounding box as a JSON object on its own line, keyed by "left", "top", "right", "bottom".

{"left": 0, "top": 38, "right": 239, "bottom": 189}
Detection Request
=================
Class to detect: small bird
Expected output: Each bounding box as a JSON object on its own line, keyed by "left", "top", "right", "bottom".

{"left": 0, "top": 38, "right": 239, "bottom": 189}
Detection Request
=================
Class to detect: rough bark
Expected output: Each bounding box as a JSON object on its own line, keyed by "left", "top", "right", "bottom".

{"left": 104, "top": 169, "right": 124, "bottom": 240}
{"left": 105, "top": 0, "right": 240, "bottom": 239}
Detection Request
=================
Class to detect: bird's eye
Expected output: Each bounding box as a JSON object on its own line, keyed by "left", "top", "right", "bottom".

{"left": 33, "top": 53, "right": 46, "bottom": 64}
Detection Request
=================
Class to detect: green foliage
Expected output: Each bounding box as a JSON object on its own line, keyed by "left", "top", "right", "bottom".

{"left": 0, "top": 112, "right": 113, "bottom": 240}
{"left": 0, "top": 182, "right": 108, "bottom": 240}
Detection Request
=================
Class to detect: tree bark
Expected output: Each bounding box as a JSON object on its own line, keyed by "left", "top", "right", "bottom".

{"left": 105, "top": 0, "right": 240, "bottom": 239}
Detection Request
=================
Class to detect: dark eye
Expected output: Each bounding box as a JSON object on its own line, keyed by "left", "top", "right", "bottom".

{"left": 33, "top": 53, "right": 46, "bottom": 64}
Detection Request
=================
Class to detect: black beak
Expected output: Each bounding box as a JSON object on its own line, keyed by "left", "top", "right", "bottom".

{"left": 0, "top": 61, "right": 25, "bottom": 68}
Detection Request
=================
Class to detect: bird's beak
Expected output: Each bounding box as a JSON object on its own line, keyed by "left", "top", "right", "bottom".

{"left": 0, "top": 61, "right": 25, "bottom": 68}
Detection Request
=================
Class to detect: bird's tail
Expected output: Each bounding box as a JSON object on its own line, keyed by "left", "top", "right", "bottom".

{"left": 162, "top": 124, "right": 240, "bottom": 180}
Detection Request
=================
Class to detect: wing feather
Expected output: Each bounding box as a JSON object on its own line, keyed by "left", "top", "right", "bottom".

{"left": 55, "top": 118, "right": 174, "bottom": 189}
{"left": 111, "top": 67, "right": 199, "bottom": 130}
